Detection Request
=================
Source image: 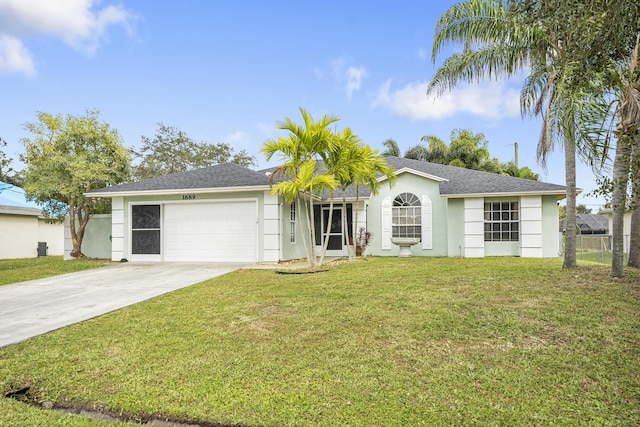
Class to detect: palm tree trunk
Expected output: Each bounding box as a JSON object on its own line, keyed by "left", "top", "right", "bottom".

{"left": 319, "top": 196, "right": 335, "bottom": 266}
{"left": 628, "top": 189, "right": 640, "bottom": 268}
{"left": 627, "top": 136, "right": 640, "bottom": 268}
{"left": 563, "top": 137, "right": 577, "bottom": 269}
{"left": 340, "top": 196, "right": 349, "bottom": 259}
{"left": 351, "top": 185, "right": 361, "bottom": 261}
{"left": 307, "top": 196, "right": 317, "bottom": 267}
{"left": 295, "top": 194, "right": 312, "bottom": 267}
{"left": 611, "top": 131, "right": 632, "bottom": 277}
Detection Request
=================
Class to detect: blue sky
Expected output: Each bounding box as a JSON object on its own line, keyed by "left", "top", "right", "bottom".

{"left": 0, "top": 0, "right": 605, "bottom": 209}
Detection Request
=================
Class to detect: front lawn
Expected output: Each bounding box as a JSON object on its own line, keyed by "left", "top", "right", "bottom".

{"left": 1, "top": 257, "right": 638, "bottom": 426}
{"left": 0, "top": 256, "right": 112, "bottom": 286}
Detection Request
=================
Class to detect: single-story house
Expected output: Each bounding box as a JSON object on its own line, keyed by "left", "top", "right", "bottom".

{"left": 0, "top": 181, "right": 64, "bottom": 259}
{"left": 87, "top": 156, "right": 567, "bottom": 262}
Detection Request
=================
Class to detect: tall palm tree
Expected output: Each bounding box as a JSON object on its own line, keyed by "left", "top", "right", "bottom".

{"left": 566, "top": 35, "right": 640, "bottom": 274}
{"left": 629, "top": 139, "right": 640, "bottom": 268}
{"left": 428, "top": 0, "right": 580, "bottom": 268}
{"left": 597, "top": 38, "right": 640, "bottom": 275}
{"left": 261, "top": 108, "right": 340, "bottom": 267}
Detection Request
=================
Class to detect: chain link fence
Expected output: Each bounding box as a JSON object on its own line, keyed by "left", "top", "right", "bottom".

{"left": 562, "top": 234, "right": 630, "bottom": 264}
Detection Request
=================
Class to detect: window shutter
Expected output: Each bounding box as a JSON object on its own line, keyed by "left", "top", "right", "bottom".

{"left": 381, "top": 196, "right": 391, "bottom": 250}
{"left": 422, "top": 195, "right": 432, "bottom": 250}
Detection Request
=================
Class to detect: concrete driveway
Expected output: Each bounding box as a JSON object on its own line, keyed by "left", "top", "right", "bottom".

{"left": 0, "top": 262, "right": 247, "bottom": 348}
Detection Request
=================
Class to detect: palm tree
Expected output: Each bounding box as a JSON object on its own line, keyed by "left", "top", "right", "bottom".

{"left": 347, "top": 145, "right": 397, "bottom": 260}
{"left": 629, "top": 139, "right": 640, "bottom": 268}
{"left": 567, "top": 35, "right": 640, "bottom": 274}
{"left": 322, "top": 137, "right": 396, "bottom": 262}
{"left": 261, "top": 108, "right": 340, "bottom": 267}
{"left": 381, "top": 138, "right": 400, "bottom": 156}
{"left": 403, "top": 144, "right": 430, "bottom": 161}
{"left": 428, "top": 0, "right": 581, "bottom": 268}
{"left": 420, "top": 135, "right": 449, "bottom": 164}
{"left": 447, "top": 129, "right": 491, "bottom": 170}
{"left": 597, "top": 38, "right": 640, "bottom": 275}
{"left": 316, "top": 127, "right": 362, "bottom": 265}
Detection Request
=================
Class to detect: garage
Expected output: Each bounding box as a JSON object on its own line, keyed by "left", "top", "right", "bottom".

{"left": 163, "top": 201, "right": 258, "bottom": 263}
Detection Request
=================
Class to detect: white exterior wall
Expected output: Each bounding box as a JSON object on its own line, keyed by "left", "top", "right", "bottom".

{"left": 520, "top": 195, "right": 543, "bottom": 257}
{"left": 111, "top": 197, "right": 125, "bottom": 261}
{"left": 0, "top": 214, "right": 39, "bottom": 259}
{"left": 463, "top": 198, "right": 485, "bottom": 258}
{"left": 37, "top": 219, "right": 64, "bottom": 256}
{"left": 380, "top": 196, "right": 392, "bottom": 250}
{"left": 263, "top": 192, "right": 280, "bottom": 263}
{"left": 355, "top": 200, "right": 367, "bottom": 236}
{"left": 607, "top": 212, "right": 632, "bottom": 253}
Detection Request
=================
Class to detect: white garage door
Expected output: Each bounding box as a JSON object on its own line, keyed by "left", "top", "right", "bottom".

{"left": 163, "top": 201, "right": 257, "bottom": 263}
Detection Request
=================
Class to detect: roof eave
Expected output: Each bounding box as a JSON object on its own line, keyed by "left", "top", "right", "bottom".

{"left": 86, "top": 185, "right": 272, "bottom": 198}
{"left": 0, "top": 206, "right": 42, "bottom": 216}
{"left": 441, "top": 190, "right": 571, "bottom": 199}
{"left": 378, "top": 167, "right": 448, "bottom": 183}
{"left": 317, "top": 195, "right": 367, "bottom": 203}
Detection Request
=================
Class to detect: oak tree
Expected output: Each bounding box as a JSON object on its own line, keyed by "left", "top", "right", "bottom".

{"left": 133, "top": 123, "right": 256, "bottom": 180}
{"left": 21, "top": 110, "right": 131, "bottom": 258}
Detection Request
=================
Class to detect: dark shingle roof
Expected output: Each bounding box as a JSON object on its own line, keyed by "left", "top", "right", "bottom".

{"left": 89, "top": 163, "right": 270, "bottom": 194}
{"left": 576, "top": 213, "right": 609, "bottom": 234}
{"left": 260, "top": 157, "right": 566, "bottom": 199}
{"left": 90, "top": 157, "right": 566, "bottom": 198}
{"left": 382, "top": 156, "right": 567, "bottom": 197}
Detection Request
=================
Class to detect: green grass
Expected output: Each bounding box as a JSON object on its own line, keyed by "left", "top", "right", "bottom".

{"left": 0, "top": 256, "right": 112, "bottom": 286}
{"left": 1, "top": 257, "right": 638, "bottom": 426}
{"left": 577, "top": 250, "right": 628, "bottom": 265}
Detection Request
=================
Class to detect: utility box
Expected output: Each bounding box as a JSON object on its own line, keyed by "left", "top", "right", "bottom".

{"left": 37, "top": 242, "right": 47, "bottom": 257}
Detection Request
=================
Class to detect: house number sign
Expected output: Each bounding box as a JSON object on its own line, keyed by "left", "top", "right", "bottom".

{"left": 182, "top": 194, "right": 196, "bottom": 200}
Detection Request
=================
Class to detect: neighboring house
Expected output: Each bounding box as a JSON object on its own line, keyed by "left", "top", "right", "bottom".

{"left": 605, "top": 210, "right": 633, "bottom": 254}
{"left": 0, "top": 181, "right": 64, "bottom": 259}
{"left": 87, "top": 157, "right": 567, "bottom": 263}
{"left": 576, "top": 213, "right": 609, "bottom": 235}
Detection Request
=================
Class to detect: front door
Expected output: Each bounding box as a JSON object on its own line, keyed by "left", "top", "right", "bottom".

{"left": 323, "top": 206, "right": 343, "bottom": 251}
{"left": 314, "top": 204, "right": 353, "bottom": 256}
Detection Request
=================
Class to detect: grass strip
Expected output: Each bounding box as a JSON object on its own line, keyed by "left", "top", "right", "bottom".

{"left": 0, "top": 256, "right": 112, "bottom": 286}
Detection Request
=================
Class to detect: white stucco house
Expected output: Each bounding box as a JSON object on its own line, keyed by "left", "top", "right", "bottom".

{"left": 0, "top": 181, "right": 64, "bottom": 259}
{"left": 86, "top": 157, "right": 567, "bottom": 263}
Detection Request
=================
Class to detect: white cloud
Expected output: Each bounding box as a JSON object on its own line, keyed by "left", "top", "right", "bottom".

{"left": 346, "top": 66, "right": 367, "bottom": 99}
{"left": 0, "top": 34, "right": 34, "bottom": 76}
{"left": 223, "top": 130, "right": 248, "bottom": 147}
{"left": 330, "top": 56, "right": 347, "bottom": 78}
{"left": 328, "top": 56, "right": 368, "bottom": 99}
{"left": 416, "top": 48, "right": 427, "bottom": 61}
{"left": 0, "top": 0, "right": 134, "bottom": 75}
{"left": 372, "top": 79, "right": 521, "bottom": 121}
{"left": 257, "top": 121, "right": 276, "bottom": 136}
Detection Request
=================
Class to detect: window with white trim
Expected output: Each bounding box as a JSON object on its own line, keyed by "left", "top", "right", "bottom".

{"left": 484, "top": 201, "right": 519, "bottom": 242}
{"left": 392, "top": 192, "right": 422, "bottom": 239}
{"left": 290, "top": 202, "right": 296, "bottom": 243}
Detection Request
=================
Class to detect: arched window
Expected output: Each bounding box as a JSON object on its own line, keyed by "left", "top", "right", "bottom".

{"left": 392, "top": 192, "right": 421, "bottom": 239}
